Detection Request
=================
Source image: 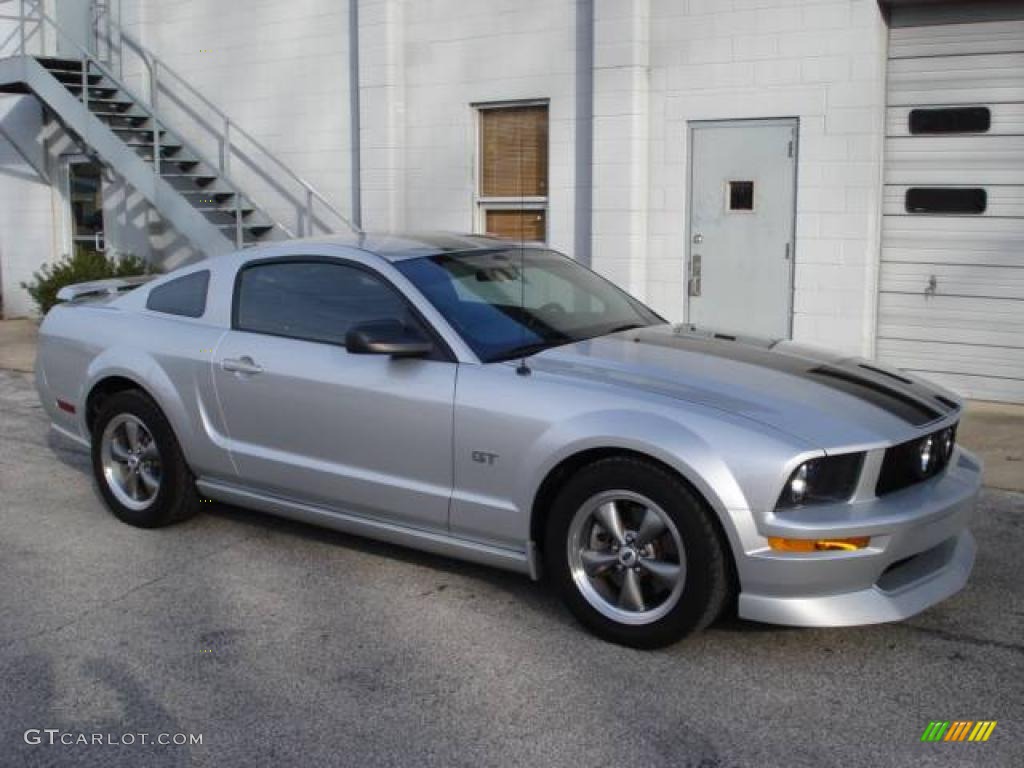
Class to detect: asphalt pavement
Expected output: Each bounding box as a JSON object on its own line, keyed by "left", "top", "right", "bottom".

{"left": 0, "top": 369, "right": 1021, "bottom": 767}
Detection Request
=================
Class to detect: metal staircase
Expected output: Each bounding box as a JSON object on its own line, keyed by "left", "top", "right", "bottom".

{"left": 0, "top": 2, "right": 357, "bottom": 256}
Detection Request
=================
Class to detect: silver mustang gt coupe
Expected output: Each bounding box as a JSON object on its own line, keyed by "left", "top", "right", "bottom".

{"left": 35, "top": 233, "right": 981, "bottom": 647}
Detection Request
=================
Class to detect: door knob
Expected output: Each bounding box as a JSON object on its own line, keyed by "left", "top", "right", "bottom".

{"left": 692, "top": 233, "right": 703, "bottom": 244}
{"left": 688, "top": 254, "right": 702, "bottom": 297}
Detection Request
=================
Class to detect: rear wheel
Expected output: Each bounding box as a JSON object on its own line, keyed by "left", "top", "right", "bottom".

{"left": 91, "top": 390, "right": 199, "bottom": 528}
{"left": 545, "top": 457, "right": 731, "bottom": 648}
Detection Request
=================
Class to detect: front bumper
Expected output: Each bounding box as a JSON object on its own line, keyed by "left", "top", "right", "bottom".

{"left": 736, "top": 448, "right": 982, "bottom": 627}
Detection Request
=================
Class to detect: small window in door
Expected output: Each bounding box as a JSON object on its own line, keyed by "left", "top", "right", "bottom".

{"left": 234, "top": 261, "right": 423, "bottom": 347}
{"left": 727, "top": 180, "right": 754, "bottom": 211}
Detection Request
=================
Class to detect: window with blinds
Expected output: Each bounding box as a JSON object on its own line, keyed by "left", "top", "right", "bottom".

{"left": 477, "top": 103, "right": 548, "bottom": 243}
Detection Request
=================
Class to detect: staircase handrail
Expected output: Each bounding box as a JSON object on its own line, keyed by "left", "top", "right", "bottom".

{"left": 14, "top": 0, "right": 360, "bottom": 240}
{"left": 101, "top": 17, "right": 360, "bottom": 236}
{"left": 14, "top": 0, "right": 267, "bottom": 246}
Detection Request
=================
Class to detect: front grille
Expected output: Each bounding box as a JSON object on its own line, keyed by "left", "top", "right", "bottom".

{"left": 876, "top": 424, "right": 958, "bottom": 496}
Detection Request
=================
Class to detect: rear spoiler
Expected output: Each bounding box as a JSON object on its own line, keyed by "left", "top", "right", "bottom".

{"left": 56, "top": 275, "right": 157, "bottom": 303}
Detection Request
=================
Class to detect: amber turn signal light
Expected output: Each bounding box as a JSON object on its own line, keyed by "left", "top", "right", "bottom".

{"left": 768, "top": 537, "right": 870, "bottom": 553}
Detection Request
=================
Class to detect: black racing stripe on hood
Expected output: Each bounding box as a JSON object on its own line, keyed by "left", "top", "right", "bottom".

{"left": 630, "top": 329, "right": 947, "bottom": 426}
{"left": 805, "top": 366, "right": 942, "bottom": 426}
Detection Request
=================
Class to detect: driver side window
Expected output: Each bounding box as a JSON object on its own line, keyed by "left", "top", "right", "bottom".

{"left": 234, "top": 260, "right": 421, "bottom": 347}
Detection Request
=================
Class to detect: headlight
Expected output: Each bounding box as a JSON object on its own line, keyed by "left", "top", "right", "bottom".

{"left": 776, "top": 453, "right": 865, "bottom": 509}
{"left": 915, "top": 427, "right": 956, "bottom": 478}
{"left": 918, "top": 435, "right": 935, "bottom": 476}
{"left": 939, "top": 426, "right": 955, "bottom": 462}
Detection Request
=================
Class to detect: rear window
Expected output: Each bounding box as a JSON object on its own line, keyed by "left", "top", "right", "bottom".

{"left": 146, "top": 271, "right": 210, "bottom": 318}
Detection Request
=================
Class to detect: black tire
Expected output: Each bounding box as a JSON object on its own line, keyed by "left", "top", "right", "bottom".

{"left": 90, "top": 389, "right": 200, "bottom": 528}
{"left": 544, "top": 456, "right": 731, "bottom": 649}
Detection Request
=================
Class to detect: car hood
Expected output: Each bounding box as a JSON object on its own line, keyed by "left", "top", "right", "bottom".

{"left": 529, "top": 324, "right": 961, "bottom": 449}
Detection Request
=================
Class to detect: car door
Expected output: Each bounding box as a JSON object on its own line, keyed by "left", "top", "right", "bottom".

{"left": 211, "top": 257, "right": 457, "bottom": 532}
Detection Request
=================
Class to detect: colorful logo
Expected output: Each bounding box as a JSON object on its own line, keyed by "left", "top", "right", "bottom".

{"left": 921, "top": 721, "right": 997, "bottom": 742}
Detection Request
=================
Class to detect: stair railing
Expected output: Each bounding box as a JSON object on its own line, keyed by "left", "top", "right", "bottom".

{"left": 7, "top": 0, "right": 360, "bottom": 243}
{"left": 10, "top": 1, "right": 260, "bottom": 248}
{"left": 92, "top": 3, "right": 360, "bottom": 238}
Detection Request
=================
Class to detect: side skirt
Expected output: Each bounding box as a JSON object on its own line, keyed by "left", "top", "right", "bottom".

{"left": 196, "top": 478, "right": 535, "bottom": 578}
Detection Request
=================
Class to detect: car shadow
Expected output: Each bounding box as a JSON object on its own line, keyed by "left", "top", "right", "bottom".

{"left": 42, "top": 428, "right": 563, "bottom": 619}
{"left": 203, "top": 500, "right": 566, "bottom": 616}
{"left": 46, "top": 429, "right": 91, "bottom": 472}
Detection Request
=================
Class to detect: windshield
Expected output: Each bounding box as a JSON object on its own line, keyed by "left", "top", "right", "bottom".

{"left": 395, "top": 248, "right": 664, "bottom": 362}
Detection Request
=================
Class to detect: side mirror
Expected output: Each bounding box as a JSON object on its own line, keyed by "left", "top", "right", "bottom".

{"left": 345, "top": 320, "right": 433, "bottom": 358}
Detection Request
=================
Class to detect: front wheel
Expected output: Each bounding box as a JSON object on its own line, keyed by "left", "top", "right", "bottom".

{"left": 91, "top": 390, "right": 200, "bottom": 528}
{"left": 545, "top": 457, "right": 731, "bottom": 648}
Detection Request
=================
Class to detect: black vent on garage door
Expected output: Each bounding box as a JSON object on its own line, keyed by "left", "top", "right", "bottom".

{"left": 905, "top": 188, "right": 987, "bottom": 214}
{"left": 908, "top": 106, "right": 991, "bottom": 135}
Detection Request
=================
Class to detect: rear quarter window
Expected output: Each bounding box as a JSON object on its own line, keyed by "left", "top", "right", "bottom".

{"left": 146, "top": 270, "right": 210, "bottom": 318}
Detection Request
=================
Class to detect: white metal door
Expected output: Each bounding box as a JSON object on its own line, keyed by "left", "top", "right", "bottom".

{"left": 880, "top": 9, "right": 1024, "bottom": 403}
{"left": 55, "top": 0, "right": 95, "bottom": 58}
{"left": 686, "top": 119, "right": 797, "bottom": 339}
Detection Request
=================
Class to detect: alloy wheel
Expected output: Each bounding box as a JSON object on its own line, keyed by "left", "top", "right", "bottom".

{"left": 566, "top": 490, "right": 687, "bottom": 626}
{"left": 100, "top": 413, "right": 162, "bottom": 511}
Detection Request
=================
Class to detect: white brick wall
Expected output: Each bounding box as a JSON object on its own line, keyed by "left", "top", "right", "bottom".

{"left": 0, "top": 97, "right": 57, "bottom": 318}
{"left": 647, "top": 0, "right": 888, "bottom": 356}
{"left": 591, "top": 0, "right": 649, "bottom": 295}
{"left": 127, "top": 0, "right": 354, "bottom": 235}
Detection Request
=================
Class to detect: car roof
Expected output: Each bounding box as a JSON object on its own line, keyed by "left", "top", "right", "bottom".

{"left": 297, "top": 231, "right": 520, "bottom": 262}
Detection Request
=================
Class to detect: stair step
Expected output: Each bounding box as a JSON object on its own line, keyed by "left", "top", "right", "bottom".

{"left": 80, "top": 97, "right": 135, "bottom": 108}
{"left": 136, "top": 153, "right": 197, "bottom": 168}
{"left": 139, "top": 155, "right": 200, "bottom": 170}
{"left": 92, "top": 110, "right": 149, "bottom": 121}
{"left": 161, "top": 173, "right": 220, "bottom": 185}
{"left": 219, "top": 221, "right": 274, "bottom": 230}
{"left": 220, "top": 224, "right": 276, "bottom": 239}
{"left": 178, "top": 189, "right": 235, "bottom": 200}
{"left": 124, "top": 140, "right": 183, "bottom": 150}
{"left": 66, "top": 84, "right": 120, "bottom": 96}
{"left": 49, "top": 70, "right": 104, "bottom": 84}
{"left": 108, "top": 126, "right": 167, "bottom": 137}
{"left": 36, "top": 56, "right": 86, "bottom": 70}
{"left": 194, "top": 206, "right": 256, "bottom": 216}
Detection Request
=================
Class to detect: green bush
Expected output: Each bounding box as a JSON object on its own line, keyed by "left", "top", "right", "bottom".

{"left": 21, "top": 249, "right": 151, "bottom": 316}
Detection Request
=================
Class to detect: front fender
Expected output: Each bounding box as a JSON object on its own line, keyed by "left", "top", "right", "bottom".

{"left": 514, "top": 409, "right": 751, "bottom": 556}
{"left": 516, "top": 404, "right": 816, "bottom": 557}
{"left": 518, "top": 409, "right": 745, "bottom": 520}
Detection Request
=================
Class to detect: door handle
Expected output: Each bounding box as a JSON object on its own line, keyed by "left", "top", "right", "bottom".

{"left": 688, "top": 253, "right": 702, "bottom": 297}
{"left": 221, "top": 356, "right": 263, "bottom": 375}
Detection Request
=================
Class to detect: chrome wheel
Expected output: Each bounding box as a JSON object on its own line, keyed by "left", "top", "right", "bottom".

{"left": 567, "top": 490, "right": 686, "bottom": 626}
{"left": 100, "top": 414, "right": 162, "bottom": 511}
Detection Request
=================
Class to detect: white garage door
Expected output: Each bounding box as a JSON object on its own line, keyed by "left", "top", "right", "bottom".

{"left": 880, "top": 11, "right": 1024, "bottom": 403}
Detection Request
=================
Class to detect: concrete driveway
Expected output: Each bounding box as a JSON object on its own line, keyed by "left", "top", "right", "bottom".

{"left": 1, "top": 369, "right": 1021, "bottom": 767}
